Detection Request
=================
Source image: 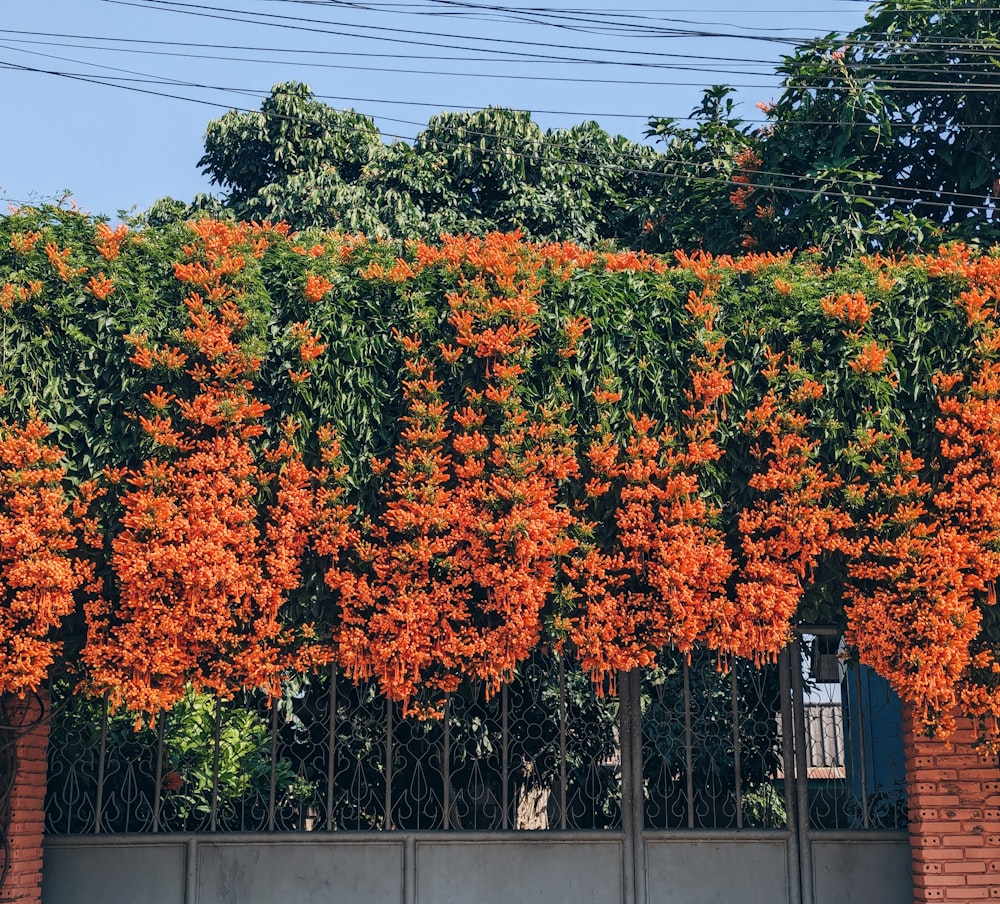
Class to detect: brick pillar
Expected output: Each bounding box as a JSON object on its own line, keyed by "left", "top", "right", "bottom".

{"left": 1, "top": 692, "right": 48, "bottom": 904}
{"left": 905, "top": 708, "right": 1000, "bottom": 901}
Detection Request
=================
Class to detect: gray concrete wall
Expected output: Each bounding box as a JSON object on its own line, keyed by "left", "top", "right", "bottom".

{"left": 43, "top": 831, "right": 911, "bottom": 904}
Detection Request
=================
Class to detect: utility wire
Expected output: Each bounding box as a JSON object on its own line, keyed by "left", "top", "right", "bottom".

{"left": 6, "top": 30, "right": 1000, "bottom": 79}
{"left": 100, "top": 0, "right": 1000, "bottom": 52}
{"left": 2, "top": 55, "right": 995, "bottom": 214}
{"left": 257, "top": 0, "right": 1000, "bottom": 43}
{"left": 5, "top": 26, "right": 1000, "bottom": 73}
{"left": 5, "top": 37, "right": 1000, "bottom": 127}
{"left": 9, "top": 36, "right": 1000, "bottom": 138}
{"left": 4, "top": 29, "right": 999, "bottom": 94}
{"left": 109, "top": 0, "right": 1000, "bottom": 59}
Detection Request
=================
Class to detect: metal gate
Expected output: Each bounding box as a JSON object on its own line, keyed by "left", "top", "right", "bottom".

{"left": 42, "top": 634, "right": 911, "bottom": 904}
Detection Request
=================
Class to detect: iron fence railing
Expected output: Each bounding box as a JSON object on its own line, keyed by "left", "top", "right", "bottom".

{"left": 45, "top": 639, "right": 906, "bottom": 837}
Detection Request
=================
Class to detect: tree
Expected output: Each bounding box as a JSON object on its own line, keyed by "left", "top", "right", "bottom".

{"left": 643, "top": 86, "right": 753, "bottom": 254}
{"left": 186, "top": 2, "right": 1000, "bottom": 258}
{"left": 198, "top": 82, "right": 382, "bottom": 227}
{"left": 740, "top": 0, "right": 1000, "bottom": 256}
{"left": 194, "top": 83, "right": 665, "bottom": 245}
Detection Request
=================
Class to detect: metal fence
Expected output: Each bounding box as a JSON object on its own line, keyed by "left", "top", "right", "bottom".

{"left": 45, "top": 636, "right": 906, "bottom": 838}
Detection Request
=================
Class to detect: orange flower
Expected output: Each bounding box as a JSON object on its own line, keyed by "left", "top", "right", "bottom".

{"left": 304, "top": 273, "right": 334, "bottom": 302}
{"left": 821, "top": 291, "right": 874, "bottom": 328}
{"left": 569, "top": 286, "right": 734, "bottom": 685}
{"left": 95, "top": 222, "right": 129, "bottom": 260}
{"left": 0, "top": 420, "right": 92, "bottom": 696}
{"left": 86, "top": 272, "right": 115, "bottom": 300}
{"left": 10, "top": 231, "right": 41, "bottom": 255}
{"left": 727, "top": 371, "right": 855, "bottom": 665}
{"left": 45, "top": 242, "right": 82, "bottom": 282}
{"left": 83, "top": 220, "right": 327, "bottom": 718}
{"left": 849, "top": 341, "right": 889, "bottom": 374}
{"left": 321, "top": 235, "right": 578, "bottom": 715}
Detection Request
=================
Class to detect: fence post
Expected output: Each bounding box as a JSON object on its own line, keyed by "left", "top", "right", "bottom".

{"left": 788, "top": 639, "right": 814, "bottom": 904}
{"left": 618, "top": 671, "right": 635, "bottom": 904}
{"left": 778, "top": 648, "right": 804, "bottom": 904}
{"left": 209, "top": 699, "right": 222, "bottom": 833}
{"left": 325, "top": 664, "right": 337, "bottom": 832}
{"left": 629, "top": 669, "right": 646, "bottom": 904}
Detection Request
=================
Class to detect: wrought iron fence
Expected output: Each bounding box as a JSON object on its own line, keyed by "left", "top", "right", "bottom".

{"left": 45, "top": 639, "right": 906, "bottom": 836}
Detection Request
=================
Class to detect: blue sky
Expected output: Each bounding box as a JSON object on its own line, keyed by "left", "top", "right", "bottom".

{"left": 1, "top": 0, "right": 872, "bottom": 217}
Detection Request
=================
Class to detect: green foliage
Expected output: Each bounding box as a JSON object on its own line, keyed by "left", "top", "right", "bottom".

{"left": 199, "top": 82, "right": 382, "bottom": 223}
{"left": 0, "top": 207, "right": 995, "bottom": 647}
{"left": 45, "top": 687, "right": 295, "bottom": 833}
{"left": 643, "top": 86, "right": 753, "bottom": 254}
{"left": 185, "top": 1, "right": 1000, "bottom": 258}
{"left": 192, "top": 84, "right": 667, "bottom": 245}
{"left": 744, "top": 0, "right": 1000, "bottom": 257}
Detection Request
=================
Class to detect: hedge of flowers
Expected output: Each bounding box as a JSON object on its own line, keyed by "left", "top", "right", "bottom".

{"left": 2, "top": 206, "right": 1000, "bottom": 745}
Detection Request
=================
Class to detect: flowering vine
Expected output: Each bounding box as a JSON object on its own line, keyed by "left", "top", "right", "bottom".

{"left": 325, "top": 233, "right": 577, "bottom": 715}
{"left": 82, "top": 221, "right": 323, "bottom": 716}
{"left": 727, "top": 353, "right": 855, "bottom": 664}
{"left": 567, "top": 281, "right": 734, "bottom": 687}
{"left": 842, "top": 263, "right": 1000, "bottom": 744}
{"left": 6, "top": 213, "right": 1000, "bottom": 746}
{"left": 0, "top": 419, "right": 95, "bottom": 696}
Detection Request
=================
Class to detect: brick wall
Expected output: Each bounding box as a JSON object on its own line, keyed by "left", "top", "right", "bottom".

{"left": 1, "top": 693, "right": 49, "bottom": 904}
{"left": 905, "top": 709, "right": 1000, "bottom": 902}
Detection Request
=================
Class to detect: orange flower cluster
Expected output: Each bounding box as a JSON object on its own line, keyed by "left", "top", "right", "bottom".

{"left": 567, "top": 286, "right": 734, "bottom": 687}
{"left": 849, "top": 341, "right": 889, "bottom": 375}
{"left": 9, "top": 231, "right": 41, "bottom": 255}
{"left": 931, "top": 265, "right": 1000, "bottom": 738}
{"left": 44, "top": 242, "right": 86, "bottom": 283}
{"left": 729, "top": 147, "right": 762, "bottom": 211}
{"left": 0, "top": 420, "right": 93, "bottom": 696}
{"left": 845, "top": 250, "right": 1000, "bottom": 743}
{"left": 821, "top": 291, "right": 875, "bottom": 330}
{"left": 731, "top": 358, "right": 855, "bottom": 664}
{"left": 95, "top": 222, "right": 129, "bottom": 261}
{"left": 324, "top": 235, "right": 577, "bottom": 715}
{"left": 304, "top": 273, "right": 334, "bottom": 302}
{"left": 0, "top": 280, "right": 42, "bottom": 311}
{"left": 845, "top": 441, "right": 981, "bottom": 737}
{"left": 86, "top": 272, "right": 114, "bottom": 301}
{"left": 83, "top": 220, "right": 322, "bottom": 717}
{"left": 362, "top": 231, "right": 669, "bottom": 286}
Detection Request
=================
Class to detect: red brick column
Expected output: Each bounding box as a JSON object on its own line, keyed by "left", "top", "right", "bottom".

{"left": 1, "top": 692, "right": 49, "bottom": 904}
{"left": 905, "top": 708, "right": 1000, "bottom": 901}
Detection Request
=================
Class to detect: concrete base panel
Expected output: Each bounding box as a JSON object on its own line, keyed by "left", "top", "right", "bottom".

{"left": 415, "top": 839, "right": 623, "bottom": 904}
{"left": 811, "top": 839, "right": 912, "bottom": 904}
{"left": 198, "top": 841, "right": 403, "bottom": 904}
{"left": 43, "top": 842, "right": 186, "bottom": 904}
{"left": 645, "top": 839, "right": 789, "bottom": 904}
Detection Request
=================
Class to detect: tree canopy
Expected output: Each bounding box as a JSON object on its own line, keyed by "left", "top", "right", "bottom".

{"left": 739, "top": 0, "right": 1000, "bottom": 256}
{"left": 180, "top": 0, "right": 1000, "bottom": 258}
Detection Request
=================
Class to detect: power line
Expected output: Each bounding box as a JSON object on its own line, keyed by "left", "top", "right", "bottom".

{"left": 99, "top": 0, "right": 1000, "bottom": 55}
{"left": 0, "top": 31, "right": 788, "bottom": 75}
{"left": 2, "top": 55, "right": 996, "bottom": 214}
{"left": 4, "top": 28, "right": 1000, "bottom": 94}
{"left": 6, "top": 37, "right": 1000, "bottom": 128}
{"left": 100, "top": 0, "right": 820, "bottom": 49}
{"left": 6, "top": 29, "right": 1000, "bottom": 79}
{"left": 96, "top": 0, "right": 806, "bottom": 72}
{"left": 256, "top": 0, "right": 1000, "bottom": 45}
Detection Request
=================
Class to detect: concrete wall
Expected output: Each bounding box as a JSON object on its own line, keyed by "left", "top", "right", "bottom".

{"left": 43, "top": 830, "right": 911, "bottom": 904}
